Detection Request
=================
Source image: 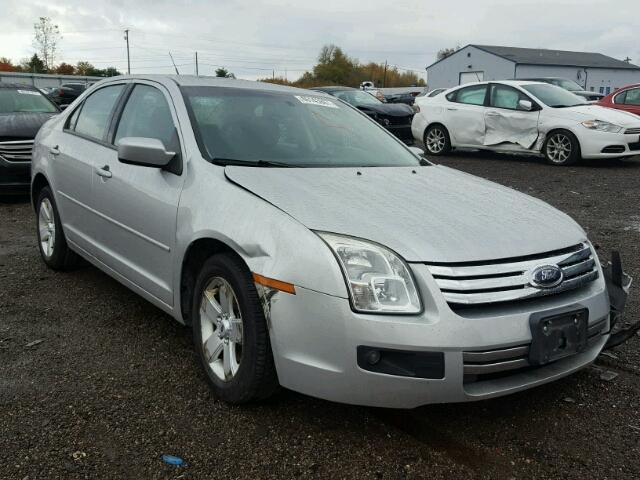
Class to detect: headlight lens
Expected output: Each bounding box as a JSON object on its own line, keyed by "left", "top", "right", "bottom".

{"left": 318, "top": 232, "right": 421, "bottom": 314}
{"left": 581, "top": 119, "right": 622, "bottom": 133}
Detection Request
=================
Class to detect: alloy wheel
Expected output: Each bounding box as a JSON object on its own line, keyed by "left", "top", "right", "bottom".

{"left": 199, "top": 277, "right": 244, "bottom": 382}
{"left": 546, "top": 133, "right": 572, "bottom": 163}
{"left": 426, "top": 128, "right": 446, "bottom": 153}
{"left": 38, "top": 198, "right": 56, "bottom": 258}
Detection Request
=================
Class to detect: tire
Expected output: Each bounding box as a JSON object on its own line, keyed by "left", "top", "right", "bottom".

{"left": 192, "top": 253, "right": 279, "bottom": 404}
{"left": 423, "top": 124, "right": 452, "bottom": 156}
{"left": 36, "top": 186, "right": 79, "bottom": 270}
{"left": 543, "top": 130, "right": 580, "bottom": 166}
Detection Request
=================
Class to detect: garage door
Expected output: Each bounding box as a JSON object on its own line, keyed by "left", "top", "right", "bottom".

{"left": 459, "top": 71, "right": 484, "bottom": 85}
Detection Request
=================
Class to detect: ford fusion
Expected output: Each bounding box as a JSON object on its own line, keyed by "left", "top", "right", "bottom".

{"left": 412, "top": 80, "right": 640, "bottom": 165}
{"left": 31, "top": 76, "right": 631, "bottom": 408}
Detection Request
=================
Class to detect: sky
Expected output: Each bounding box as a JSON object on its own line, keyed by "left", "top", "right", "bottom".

{"left": 0, "top": 0, "right": 638, "bottom": 82}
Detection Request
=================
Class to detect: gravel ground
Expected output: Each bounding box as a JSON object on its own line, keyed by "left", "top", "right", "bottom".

{"left": 1, "top": 152, "right": 639, "bottom": 479}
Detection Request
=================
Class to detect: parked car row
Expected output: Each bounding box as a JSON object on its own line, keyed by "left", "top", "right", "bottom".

{"left": 311, "top": 86, "right": 415, "bottom": 143}
{"left": 27, "top": 75, "right": 633, "bottom": 408}
{"left": 0, "top": 83, "right": 59, "bottom": 194}
{"left": 412, "top": 80, "right": 640, "bottom": 165}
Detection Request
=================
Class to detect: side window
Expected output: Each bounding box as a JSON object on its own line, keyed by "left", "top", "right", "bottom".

{"left": 614, "top": 91, "right": 627, "bottom": 104}
{"left": 489, "top": 84, "right": 530, "bottom": 110}
{"left": 74, "top": 85, "right": 125, "bottom": 141}
{"left": 67, "top": 105, "right": 82, "bottom": 130}
{"left": 115, "top": 84, "right": 177, "bottom": 149}
{"left": 454, "top": 85, "right": 487, "bottom": 106}
{"left": 623, "top": 88, "right": 640, "bottom": 106}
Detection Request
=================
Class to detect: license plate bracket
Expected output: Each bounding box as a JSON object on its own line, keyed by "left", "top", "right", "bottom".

{"left": 529, "top": 308, "right": 588, "bottom": 365}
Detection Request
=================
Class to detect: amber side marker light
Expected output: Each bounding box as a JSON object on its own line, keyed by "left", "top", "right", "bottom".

{"left": 252, "top": 272, "right": 296, "bottom": 295}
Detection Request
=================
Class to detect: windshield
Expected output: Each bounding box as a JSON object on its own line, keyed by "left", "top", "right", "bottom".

{"left": 182, "top": 87, "right": 420, "bottom": 168}
{"left": 549, "top": 79, "right": 583, "bottom": 92}
{"left": 331, "top": 90, "right": 381, "bottom": 106}
{"left": 0, "top": 88, "right": 58, "bottom": 114}
{"left": 522, "top": 84, "right": 587, "bottom": 108}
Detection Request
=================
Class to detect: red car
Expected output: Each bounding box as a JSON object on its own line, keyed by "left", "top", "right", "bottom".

{"left": 597, "top": 83, "right": 640, "bottom": 117}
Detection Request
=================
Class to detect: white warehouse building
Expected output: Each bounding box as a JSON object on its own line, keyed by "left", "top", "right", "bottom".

{"left": 426, "top": 44, "right": 640, "bottom": 95}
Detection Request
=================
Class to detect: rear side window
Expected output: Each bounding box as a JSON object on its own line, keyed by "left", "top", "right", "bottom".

{"left": 74, "top": 85, "right": 125, "bottom": 141}
{"left": 450, "top": 85, "right": 487, "bottom": 106}
{"left": 114, "top": 84, "right": 177, "bottom": 148}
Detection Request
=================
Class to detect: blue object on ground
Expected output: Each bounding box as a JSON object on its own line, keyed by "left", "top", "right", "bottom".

{"left": 161, "top": 454, "right": 184, "bottom": 466}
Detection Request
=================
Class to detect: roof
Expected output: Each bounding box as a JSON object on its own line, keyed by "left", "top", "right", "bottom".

{"left": 96, "top": 74, "right": 330, "bottom": 96}
{"left": 310, "top": 86, "right": 356, "bottom": 92}
{"left": 473, "top": 45, "right": 640, "bottom": 69}
{"left": 0, "top": 82, "right": 38, "bottom": 89}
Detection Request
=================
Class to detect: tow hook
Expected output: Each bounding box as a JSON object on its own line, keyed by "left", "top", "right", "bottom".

{"left": 603, "top": 251, "right": 635, "bottom": 350}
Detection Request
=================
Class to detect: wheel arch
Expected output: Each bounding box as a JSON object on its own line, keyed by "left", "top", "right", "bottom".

{"left": 179, "top": 237, "right": 250, "bottom": 326}
{"left": 31, "top": 173, "right": 50, "bottom": 212}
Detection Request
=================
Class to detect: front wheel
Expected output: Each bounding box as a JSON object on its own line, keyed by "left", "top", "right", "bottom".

{"left": 423, "top": 124, "right": 452, "bottom": 156}
{"left": 192, "top": 253, "right": 279, "bottom": 404}
{"left": 543, "top": 131, "right": 580, "bottom": 165}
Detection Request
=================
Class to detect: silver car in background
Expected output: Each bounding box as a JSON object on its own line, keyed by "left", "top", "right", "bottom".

{"left": 31, "top": 76, "right": 630, "bottom": 408}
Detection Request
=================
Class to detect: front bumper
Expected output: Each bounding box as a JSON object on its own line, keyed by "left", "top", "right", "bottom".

{"left": 577, "top": 129, "right": 640, "bottom": 159}
{"left": 0, "top": 156, "right": 30, "bottom": 194}
{"left": 267, "top": 263, "right": 617, "bottom": 408}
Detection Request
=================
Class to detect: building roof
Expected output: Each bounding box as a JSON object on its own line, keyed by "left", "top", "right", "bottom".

{"left": 472, "top": 44, "right": 640, "bottom": 70}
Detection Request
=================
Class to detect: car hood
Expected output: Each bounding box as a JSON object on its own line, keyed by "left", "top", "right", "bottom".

{"left": 0, "top": 112, "right": 57, "bottom": 139}
{"left": 225, "top": 165, "right": 586, "bottom": 263}
{"left": 357, "top": 103, "right": 413, "bottom": 117}
{"left": 551, "top": 105, "right": 640, "bottom": 126}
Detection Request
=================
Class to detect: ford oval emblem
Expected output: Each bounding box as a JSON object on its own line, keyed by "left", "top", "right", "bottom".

{"left": 530, "top": 264, "right": 564, "bottom": 288}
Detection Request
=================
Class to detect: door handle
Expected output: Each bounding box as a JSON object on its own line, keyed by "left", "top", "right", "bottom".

{"left": 486, "top": 112, "right": 500, "bottom": 117}
{"left": 49, "top": 145, "right": 60, "bottom": 156}
{"left": 446, "top": 107, "right": 458, "bottom": 111}
{"left": 96, "top": 165, "right": 112, "bottom": 179}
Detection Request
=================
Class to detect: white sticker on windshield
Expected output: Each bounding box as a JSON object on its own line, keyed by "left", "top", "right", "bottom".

{"left": 295, "top": 95, "right": 339, "bottom": 109}
{"left": 17, "top": 89, "right": 40, "bottom": 96}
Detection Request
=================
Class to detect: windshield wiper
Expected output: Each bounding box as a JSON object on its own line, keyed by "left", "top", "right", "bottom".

{"left": 212, "top": 157, "right": 297, "bottom": 168}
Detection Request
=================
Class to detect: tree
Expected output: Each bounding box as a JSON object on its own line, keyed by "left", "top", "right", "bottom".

{"left": 20, "top": 54, "right": 46, "bottom": 73}
{"left": 437, "top": 45, "right": 460, "bottom": 61}
{"left": 75, "top": 61, "right": 95, "bottom": 76}
{"left": 33, "top": 17, "right": 61, "bottom": 70}
{"left": 313, "top": 44, "right": 358, "bottom": 85}
{"left": 0, "top": 57, "right": 15, "bottom": 72}
{"left": 55, "top": 62, "right": 75, "bottom": 75}
{"left": 99, "top": 66, "right": 122, "bottom": 77}
{"left": 215, "top": 67, "right": 234, "bottom": 78}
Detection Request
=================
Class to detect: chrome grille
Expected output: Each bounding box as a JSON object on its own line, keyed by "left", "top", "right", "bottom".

{"left": 426, "top": 243, "right": 598, "bottom": 305}
{"left": 625, "top": 127, "right": 640, "bottom": 135}
{"left": 0, "top": 139, "right": 34, "bottom": 162}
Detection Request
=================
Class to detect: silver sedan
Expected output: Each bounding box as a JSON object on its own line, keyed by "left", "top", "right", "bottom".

{"left": 30, "top": 75, "right": 627, "bottom": 408}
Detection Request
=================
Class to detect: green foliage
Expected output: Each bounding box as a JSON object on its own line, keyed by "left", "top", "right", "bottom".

{"left": 260, "top": 44, "right": 426, "bottom": 88}
{"left": 20, "top": 54, "right": 47, "bottom": 73}
{"left": 215, "top": 67, "right": 235, "bottom": 78}
{"left": 437, "top": 45, "right": 460, "bottom": 60}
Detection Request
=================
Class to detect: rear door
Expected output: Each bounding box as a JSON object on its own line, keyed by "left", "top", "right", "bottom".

{"left": 484, "top": 83, "right": 540, "bottom": 149}
{"left": 90, "top": 81, "right": 185, "bottom": 307}
{"left": 50, "top": 83, "right": 126, "bottom": 254}
{"left": 445, "top": 84, "right": 488, "bottom": 146}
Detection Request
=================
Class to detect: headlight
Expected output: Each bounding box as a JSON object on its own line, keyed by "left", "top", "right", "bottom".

{"left": 318, "top": 232, "right": 421, "bottom": 314}
{"left": 581, "top": 120, "right": 622, "bottom": 133}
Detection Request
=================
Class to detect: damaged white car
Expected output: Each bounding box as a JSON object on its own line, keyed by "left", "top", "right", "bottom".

{"left": 31, "top": 76, "right": 634, "bottom": 408}
{"left": 412, "top": 80, "right": 640, "bottom": 165}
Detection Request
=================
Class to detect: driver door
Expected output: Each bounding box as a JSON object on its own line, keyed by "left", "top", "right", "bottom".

{"left": 484, "top": 84, "right": 540, "bottom": 149}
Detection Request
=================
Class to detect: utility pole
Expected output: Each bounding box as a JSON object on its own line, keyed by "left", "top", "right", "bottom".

{"left": 382, "top": 60, "right": 388, "bottom": 88}
{"left": 124, "top": 29, "right": 130, "bottom": 74}
{"left": 169, "top": 52, "right": 180, "bottom": 75}
{"left": 195, "top": 51, "right": 199, "bottom": 76}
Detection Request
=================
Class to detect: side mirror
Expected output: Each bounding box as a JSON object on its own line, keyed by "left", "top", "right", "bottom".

{"left": 518, "top": 99, "right": 533, "bottom": 111}
{"left": 408, "top": 146, "right": 424, "bottom": 157}
{"left": 117, "top": 137, "right": 175, "bottom": 168}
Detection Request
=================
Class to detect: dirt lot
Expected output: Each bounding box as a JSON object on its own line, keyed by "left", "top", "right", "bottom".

{"left": 1, "top": 152, "right": 639, "bottom": 480}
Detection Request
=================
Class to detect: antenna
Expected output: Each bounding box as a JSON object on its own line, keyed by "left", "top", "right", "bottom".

{"left": 169, "top": 51, "right": 180, "bottom": 75}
